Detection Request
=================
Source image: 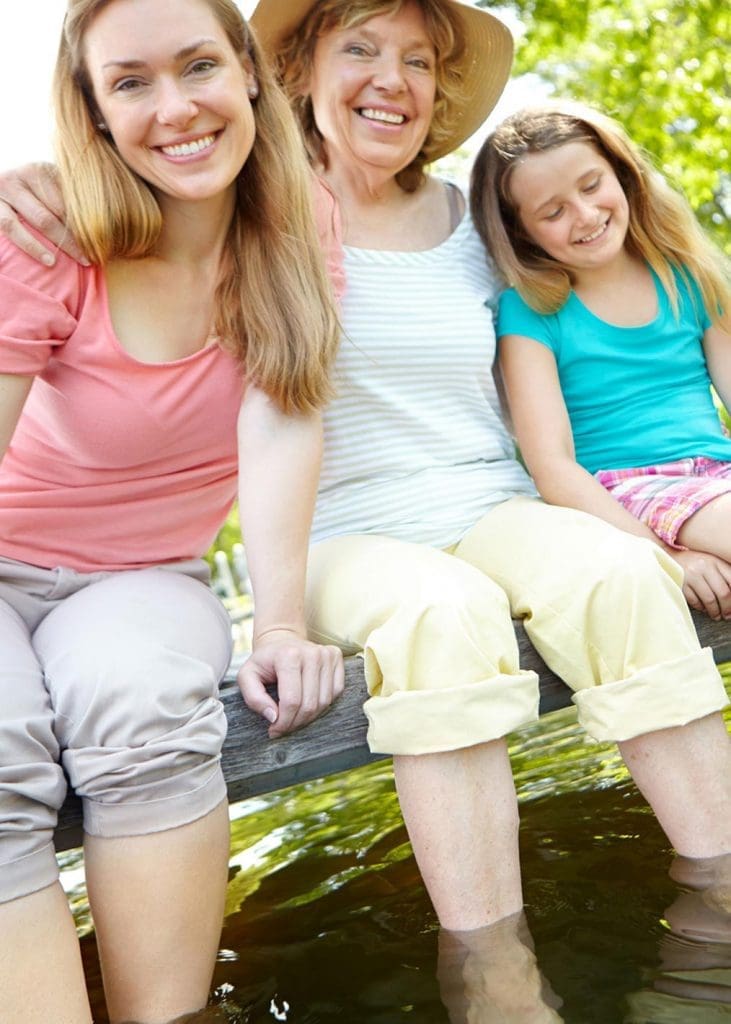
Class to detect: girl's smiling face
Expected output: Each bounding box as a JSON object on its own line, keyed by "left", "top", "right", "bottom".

{"left": 305, "top": 0, "right": 437, "bottom": 178}
{"left": 509, "top": 140, "right": 631, "bottom": 280}
{"left": 83, "top": 0, "right": 257, "bottom": 207}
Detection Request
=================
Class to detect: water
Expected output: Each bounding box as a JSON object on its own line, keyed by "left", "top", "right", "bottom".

{"left": 62, "top": 676, "right": 731, "bottom": 1023}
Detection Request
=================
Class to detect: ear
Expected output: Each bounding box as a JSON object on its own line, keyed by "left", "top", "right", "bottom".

{"left": 241, "top": 54, "right": 258, "bottom": 100}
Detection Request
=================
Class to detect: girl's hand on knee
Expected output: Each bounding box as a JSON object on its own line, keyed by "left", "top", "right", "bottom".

{"left": 670, "top": 549, "right": 731, "bottom": 621}
{"left": 237, "top": 633, "right": 344, "bottom": 738}
{"left": 0, "top": 163, "right": 88, "bottom": 265}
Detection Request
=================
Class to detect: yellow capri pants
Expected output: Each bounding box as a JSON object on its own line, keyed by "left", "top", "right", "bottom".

{"left": 306, "top": 498, "right": 728, "bottom": 755}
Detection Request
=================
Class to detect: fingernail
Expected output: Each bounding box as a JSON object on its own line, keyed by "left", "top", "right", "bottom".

{"left": 79, "top": 256, "right": 91, "bottom": 266}
{"left": 263, "top": 707, "right": 277, "bottom": 723}
{"left": 41, "top": 253, "right": 55, "bottom": 267}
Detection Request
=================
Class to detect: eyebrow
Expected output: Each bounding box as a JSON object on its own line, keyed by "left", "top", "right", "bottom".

{"left": 101, "top": 38, "right": 219, "bottom": 71}
{"left": 349, "top": 25, "right": 434, "bottom": 52}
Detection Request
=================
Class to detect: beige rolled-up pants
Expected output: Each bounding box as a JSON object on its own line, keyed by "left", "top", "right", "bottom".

{"left": 306, "top": 498, "right": 728, "bottom": 755}
{"left": 0, "top": 556, "right": 232, "bottom": 904}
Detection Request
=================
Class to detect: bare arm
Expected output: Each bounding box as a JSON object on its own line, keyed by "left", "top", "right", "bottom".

{"left": 235, "top": 386, "right": 343, "bottom": 737}
{"left": 500, "top": 333, "right": 731, "bottom": 618}
{"left": 703, "top": 320, "right": 731, "bottom": 417}
{"left": 499, "top": 334, "right": 667, "bottom": 536}
{"left": 0, "top": 163, "right": 88, "bottom": 266}
{"left": 0, "top": 374, "right": 33, "bottom": 461}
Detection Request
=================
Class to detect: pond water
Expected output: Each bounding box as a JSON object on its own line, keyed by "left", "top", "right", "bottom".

{"left": 62, "top": 674, "right": 731, "bottom": 1024}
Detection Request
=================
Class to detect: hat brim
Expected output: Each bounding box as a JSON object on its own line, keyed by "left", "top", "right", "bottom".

{"left": 250, "top": 0, "right": 513, "bottom": 160}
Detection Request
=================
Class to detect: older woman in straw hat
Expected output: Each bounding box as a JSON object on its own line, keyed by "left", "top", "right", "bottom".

{"left": 242, "top": 0, "right": 731, "bottom": 934}
{"left": 1, "top": 0, "right": 730, "bottom": 943}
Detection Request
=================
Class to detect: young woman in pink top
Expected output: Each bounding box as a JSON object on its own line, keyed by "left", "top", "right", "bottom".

{"left": 0, "top": 1, "right": 342, "bottom": 1021}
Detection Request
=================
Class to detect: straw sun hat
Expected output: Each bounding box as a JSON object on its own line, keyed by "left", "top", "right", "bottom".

{"left": 250, "top": 0, "right": 514, "bottom": 160}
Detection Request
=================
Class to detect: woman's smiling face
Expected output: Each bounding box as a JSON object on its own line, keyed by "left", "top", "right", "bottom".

{"left": 83, "top": 0, "right": 258, "bottom": 206}
{"left": 305, "top": 0, "right": 437, "bottom": 177}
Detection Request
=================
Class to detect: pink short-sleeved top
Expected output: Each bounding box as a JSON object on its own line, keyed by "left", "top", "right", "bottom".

{"left": 0, "top": 234, "right": 244, "bottom": 573}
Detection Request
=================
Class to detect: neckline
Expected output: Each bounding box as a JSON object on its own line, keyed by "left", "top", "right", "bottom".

{"left": 95, "top": 265, "right": 223, "bottom": 368}
{"left": 569, "top": 265, "right": 664, "bottom": 330}
{"left": 344, "top": 179, "right": 469, "bottom": 258}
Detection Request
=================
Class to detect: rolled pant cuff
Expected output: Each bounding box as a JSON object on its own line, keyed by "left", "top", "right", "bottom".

{"left": 82, "top": 763, "right": 227, "bottom": 838}
{"left": 364, "top": 670, "right": 540, "bottom": 755}
{"left": 573, "top": 648, "right": 729, "bottom": 742}
{"left": 0, "top": 840, "right": 60, "bottom": 904}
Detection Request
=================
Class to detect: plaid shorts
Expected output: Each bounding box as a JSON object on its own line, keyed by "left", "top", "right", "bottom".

{"left": 595, "top": 457, "right": 731, "bottom": 548}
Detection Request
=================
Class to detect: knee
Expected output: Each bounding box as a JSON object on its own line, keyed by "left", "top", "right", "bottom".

{"left": 367, "top": 572, "right": 519, "bottom": 690}
{"left": 34, "top": 570, "right": 232, "bottom": 750}
{"left": 583, "top": 533, "right": 684, "bottom": 609}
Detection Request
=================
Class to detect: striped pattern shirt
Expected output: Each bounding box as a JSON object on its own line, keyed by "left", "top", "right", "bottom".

{"left": 311, "top": 198, "right": 536, "bottom": 548}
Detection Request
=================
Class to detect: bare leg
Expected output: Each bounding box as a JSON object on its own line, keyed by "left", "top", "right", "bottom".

{"left": 677, "top": 493, "right": 731, "bottom": 561}
{"left": 0, "top": 882, "right": 93, "bottom": 1024}
{"left": 393, "top": 738, "right": 523, "bottom": 931}
{"left": 84, "top": 800, "right": 230, "bottom": 1024}
{"left": 438, "top": 912, "right": 564, "bottom": 1023}
{"left": 619, "top": 712, "right": 731, "bottom": 858}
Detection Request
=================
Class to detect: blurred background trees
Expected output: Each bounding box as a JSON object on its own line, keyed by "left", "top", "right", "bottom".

{"left": 479, "top": 0, "right": 730, "bottom": 252}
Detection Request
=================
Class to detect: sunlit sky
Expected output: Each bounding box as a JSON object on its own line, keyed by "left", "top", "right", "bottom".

{"left": 0, "top": 1, "right": 541, "bottom": 171}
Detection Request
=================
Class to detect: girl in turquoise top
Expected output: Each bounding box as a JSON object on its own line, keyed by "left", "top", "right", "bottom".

{"left": 471, "top": 101, "right": 731, "bottom": 621}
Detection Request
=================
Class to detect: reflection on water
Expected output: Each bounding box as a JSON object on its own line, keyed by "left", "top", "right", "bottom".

{"left": 63, "top": 674, "right": 731, "bottom": 1023}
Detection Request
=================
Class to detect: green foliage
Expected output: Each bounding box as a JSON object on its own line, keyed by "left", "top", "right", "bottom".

{"left": 480, "top": 0, "right": 731, "bottom": 252}
{"left": 205, "top": 502, "right": 241, "bottom": 568}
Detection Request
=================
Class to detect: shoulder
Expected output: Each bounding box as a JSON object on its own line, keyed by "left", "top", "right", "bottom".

{"left": 496, "top": 287, "right": 561, "bottom": 352}
{"left": 0, "top": 228, "right": 89, "bottom": 373}
{"left": 497, "top": 287, "right": 543, "bottom": 325}
{"left": 0, "top": 225, "right": 87, "bottom": 313}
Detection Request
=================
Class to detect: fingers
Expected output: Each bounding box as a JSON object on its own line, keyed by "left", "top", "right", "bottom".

{"left": 237, "top": 659, "right": 279, "bottom": 725}
{"left": 677, "top": 551, "right": 731, "bottom": 621}
{"left": 0, "top": 163, "right": 88, "bottom": 265}
{"left": 237, "top": 641, "right": 344, "bottom": 737}
{"left": 682, "top": 580, "right": 705, "bottom": 615}
{"left": 269, "top": 643, "right": 343, "bottom": 738}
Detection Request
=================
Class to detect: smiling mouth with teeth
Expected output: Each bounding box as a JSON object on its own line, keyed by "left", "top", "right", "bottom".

{"left": 160, "top": 133, "right": 217, "bottom": 158}
{"left": 359, "top": 108, "right": 406, "bottom": 125}
{"left": 576, "top": 220, "right": 608, "bottom": 244}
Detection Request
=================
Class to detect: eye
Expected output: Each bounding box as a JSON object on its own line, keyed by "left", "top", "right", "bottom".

{"left": 544, "top": 206, "right": 563, "bottom": 221}
{"left": 345, "top": 43, "right": 371, "bottom": 57}
{"left": 113, "top": 77, "right": 145, "bottom": 93}
{"left": 582, "top": 177, "right": 600, "bottom": 193}
{"left": 406, "top": 55, "right": 433, "bottom": 71}
{"left": 187, "top": 58, "right": 217, "bottom": 75}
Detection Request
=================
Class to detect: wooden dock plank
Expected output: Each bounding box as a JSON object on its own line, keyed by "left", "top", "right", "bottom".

{"left": 54, "top": 611, "right": 731, "bottom": 852}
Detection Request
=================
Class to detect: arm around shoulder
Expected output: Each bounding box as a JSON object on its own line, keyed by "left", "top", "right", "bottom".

{"left": 0, "top": 162, "right": 88, "bottom": 266}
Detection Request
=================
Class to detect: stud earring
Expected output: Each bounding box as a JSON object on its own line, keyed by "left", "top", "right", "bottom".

{"left": 96, "top": 121, "right": 108, "bottom": 132}
{"left": 247, "top": 82, "right": 259, "bottom": 99}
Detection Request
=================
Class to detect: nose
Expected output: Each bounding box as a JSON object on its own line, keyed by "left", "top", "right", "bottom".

{"left": 372, "top": 54, "right": 406, "bottom": 93}
{"left": 574, "top": 195, "right": 599, "bottom": 222}
{"left": 156, "top": 79, "right": 198, "bottom": 127}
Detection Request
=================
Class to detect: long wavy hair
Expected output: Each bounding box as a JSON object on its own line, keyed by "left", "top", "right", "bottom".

{"left": 471, "top": 101, "right": 731, "bottom": 328}
{"left": 54, "top": 0, "right": 340, "bottom": 413}
{"left": 275, "top": 0, "right": 466, "bottom": 193}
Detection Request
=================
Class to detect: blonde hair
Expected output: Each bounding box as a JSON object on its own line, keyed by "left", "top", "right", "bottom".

{"left": 471, "top": 101, "right": 731, "bottom": 329}
{"left": 54, "top": 0, "right": 340, "bottom": 413}
{"left": 275, "top": 0, "right": 466, "bottom": 192}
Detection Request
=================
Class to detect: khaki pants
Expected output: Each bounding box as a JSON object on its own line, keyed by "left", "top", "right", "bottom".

{"left": 0, "top": 557, "right": 232, "bottom": 903}
{"left": 306, "top": 498, "right": 728, "bottom": 754}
